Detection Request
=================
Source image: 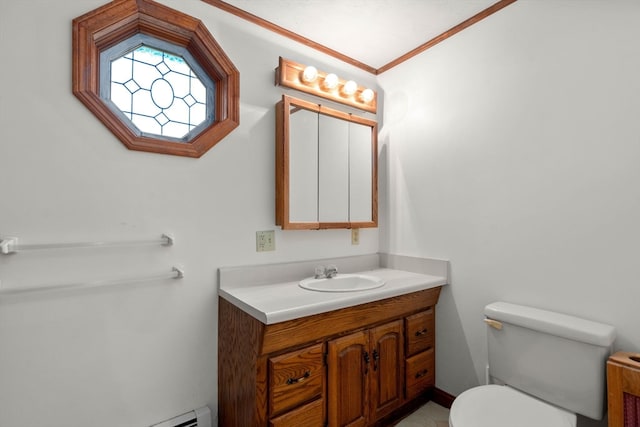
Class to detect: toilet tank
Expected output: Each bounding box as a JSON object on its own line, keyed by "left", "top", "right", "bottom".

{"left": 484, "top": 302, "right": 615, "bottom": 420}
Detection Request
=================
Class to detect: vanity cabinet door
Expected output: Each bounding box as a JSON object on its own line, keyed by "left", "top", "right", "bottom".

{"left": 268, "top": 343, "right": 325, "bottom": 420}
{"left": 369, "top": 320, "right": 403, "bottom": 422}
{"left": 327, "top": 321, "right": 404, "bottom": 427}
{"left": 328, "top": 330, "right": 369, "bottom": 427}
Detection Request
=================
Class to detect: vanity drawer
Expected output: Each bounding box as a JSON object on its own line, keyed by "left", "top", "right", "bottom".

{"left": 405, "top": 308, "right": 434, "bottom": 357}
{"left": 405, "top": 348, "right": 435, "bottom": 399}
{"left": 269, "top": 397, "right": 324, "bottom": 427}
{"left": 268, "top": 343, "right": 325, "bottom": 417}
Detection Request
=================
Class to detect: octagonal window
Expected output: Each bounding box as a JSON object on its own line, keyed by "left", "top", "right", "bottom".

{"left": 101, "top": 35, "right": 215, "bottom": 142}
{"left": 72, "top": 0, "right": 239, "bottom": 158}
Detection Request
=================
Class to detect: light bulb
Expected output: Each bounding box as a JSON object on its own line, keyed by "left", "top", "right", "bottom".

{"left": 360, "top": 88, "right": 375, "bottom": 103}
{"left": 342, "top": 80, "right": 357, "bottom": 96}
{"left": 323, "top": 73, "right": 339, "bottom": 90}
{"left": 301, "top": 66, "right": 318, "bottom": 83}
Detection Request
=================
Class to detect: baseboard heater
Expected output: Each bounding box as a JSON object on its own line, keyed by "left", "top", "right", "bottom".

{"left": 150, "top": 406, "right": 211, "bottom": 427}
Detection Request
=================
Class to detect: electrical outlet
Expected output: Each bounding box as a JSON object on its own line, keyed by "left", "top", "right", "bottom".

{"left": 256, "top": 230, "right": 275, "bottom": 252}
{"left": 351, "top": 228, "right": 360, "bottom": 245}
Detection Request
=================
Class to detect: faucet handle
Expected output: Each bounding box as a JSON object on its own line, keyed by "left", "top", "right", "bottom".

{"left": 314, "top": 266, "right": 326, "bottom": 279}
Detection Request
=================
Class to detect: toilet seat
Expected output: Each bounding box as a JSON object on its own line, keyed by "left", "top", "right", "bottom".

{"left": 449, "top": 384, "right": 576, "bottom": 427}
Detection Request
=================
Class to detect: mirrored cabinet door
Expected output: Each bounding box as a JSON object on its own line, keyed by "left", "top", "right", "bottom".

{"left": 349, "top": 121, "right": 374, "bottom": 223}
{"left": 318, "top": 114, "right": 349, "bottom": 224}
{"left": 289, "top": 107, "right": 318, "bottom": 223}
{"left": 276, "top": 95, "right": 377, "bottom": 230}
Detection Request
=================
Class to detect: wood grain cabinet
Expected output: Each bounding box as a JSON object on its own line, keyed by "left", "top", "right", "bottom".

{"left": 218, "top": 286, "right": 441, "bottom": 427}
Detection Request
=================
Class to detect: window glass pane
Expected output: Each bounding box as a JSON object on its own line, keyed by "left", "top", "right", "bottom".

{"left": 110, "top": 84, "right": 132, "bottom": 115}
{"left": 165, "top": 100, "right": 189, "bottom": 122}
{"left": 131, "top": 61, "right": 158, "bottom": 90}
{"left": 132, "top": 90, "right": 160, "bottom": 118}
{"left": 111, "top": 57, "right": 132, "bottom": 83}
{"left": 165, "top": 71, "right": 190, "bottom": 98}
{"left": 131, "top": 115, "right": 161, "bottom": 136}
{"left": 190, "top": 103, "right": 206, "bottom": 127}
{"left": 108, "top": 44, "right": 213, "bottom": 141}
{"left": 163, "top": 122, "right": 190, "bottom": 139}
{"left": 166, "top": 56, "right": 191, "bottom": 75}
{"left": 191, "top": 79, "right": 206, "bottom": 103}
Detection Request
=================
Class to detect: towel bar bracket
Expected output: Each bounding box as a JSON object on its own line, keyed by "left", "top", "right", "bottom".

{"left": 0, "top": 237, "right": 17, "bottom": 255}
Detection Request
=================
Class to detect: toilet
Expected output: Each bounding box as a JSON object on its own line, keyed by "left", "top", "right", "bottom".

{"left": 449, "top": 302, "right": 616, "bottom": 427}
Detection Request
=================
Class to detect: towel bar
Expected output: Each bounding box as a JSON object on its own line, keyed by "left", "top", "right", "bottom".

{"left": 0, "top": 267, "right": 184, "bottom": 297}
{"left": 0, "top": 234, "right": 173, "bottom": 255}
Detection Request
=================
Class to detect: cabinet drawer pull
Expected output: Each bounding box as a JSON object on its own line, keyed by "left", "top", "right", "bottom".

{"left": 415, "top": 328, "right": 428, "bottom": 336}
{"left": 415, "top": 369, "right": 429, "bottom": 379}
{"left": 286, "top": 371, "right": 310, "bottom": 385}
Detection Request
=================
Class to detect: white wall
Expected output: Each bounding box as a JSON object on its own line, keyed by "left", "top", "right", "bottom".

{"left": 0, "top": 1, "right": 378, "bottom": 426}
{"left": 378, "top": 0, "right": 640, "bottom": 421}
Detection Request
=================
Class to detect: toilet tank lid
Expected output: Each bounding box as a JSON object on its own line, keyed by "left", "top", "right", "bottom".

{"left": 485, "top": 302, "right": 616, "bottom": 347}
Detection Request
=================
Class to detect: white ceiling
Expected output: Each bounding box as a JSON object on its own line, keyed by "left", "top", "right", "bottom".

{"left": 224, "top": 0, "right": 499, "bottom": 70}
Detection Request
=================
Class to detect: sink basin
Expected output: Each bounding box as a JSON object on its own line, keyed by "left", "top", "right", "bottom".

{"left": 299, "top": 274, "right": 386, "bottom": 292}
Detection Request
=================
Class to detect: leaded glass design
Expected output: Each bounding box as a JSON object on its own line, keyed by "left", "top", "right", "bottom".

{"left": 108, "top": 45, "right": 213, "bottom": 140}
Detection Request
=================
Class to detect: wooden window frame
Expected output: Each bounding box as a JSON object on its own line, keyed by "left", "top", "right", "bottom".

{"left": 73, "top": 0, "right": 239, "bottom": 158}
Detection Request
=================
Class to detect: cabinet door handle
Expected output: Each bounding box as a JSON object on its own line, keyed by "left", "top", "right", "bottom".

{"left": 415, "top": 328, "right": 428, "bottom": 336}
{"left": 286, "top": 371, "right": 310, "bottom": 385}
{"left": 372, "top": 349, "right": 379, "bottom": 371}
{"left": 363, "top": 351, "right": 370, "bottom": 375}
{"left": 415, "top": 369, "right": 429, "bottom": 379}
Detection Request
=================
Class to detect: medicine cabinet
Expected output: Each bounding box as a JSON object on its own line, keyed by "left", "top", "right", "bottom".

{"left": 276, "top": 95, "right": 378, "bottom": 230}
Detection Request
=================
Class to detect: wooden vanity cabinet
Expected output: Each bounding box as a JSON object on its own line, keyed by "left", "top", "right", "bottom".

{"left": 218, "top": 286, "right": 441, "bottom": 427}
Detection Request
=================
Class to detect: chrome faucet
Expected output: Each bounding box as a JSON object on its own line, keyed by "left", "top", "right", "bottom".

{"left": 325, "top": 265, "right": 338, "bottom": 278}
{"left": 314, "top": 265, "right": 338, "bottom": 279}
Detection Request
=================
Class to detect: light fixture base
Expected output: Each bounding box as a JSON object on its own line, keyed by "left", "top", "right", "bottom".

{"left": 275, "top": 57, "right": 377, "bottom": 113}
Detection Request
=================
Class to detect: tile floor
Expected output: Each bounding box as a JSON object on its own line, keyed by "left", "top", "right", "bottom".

{"left": 393, "top": 401, "right": 450, "bottom": 427}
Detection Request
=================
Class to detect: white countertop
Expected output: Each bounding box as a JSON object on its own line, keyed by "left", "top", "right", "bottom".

{"left": 219, "top": 268, "right": 446, "bottom": 324}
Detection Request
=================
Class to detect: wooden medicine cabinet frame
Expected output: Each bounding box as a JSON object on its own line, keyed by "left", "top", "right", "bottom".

{"left": 276, "top": 95, "right": 378, "bottom": 230}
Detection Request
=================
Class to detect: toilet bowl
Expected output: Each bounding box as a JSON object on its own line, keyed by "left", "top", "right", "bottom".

{"left": 447, "top": 302, "right": 615, "bottom": 427}
{"left": 449, "top": 384, "right": 576, "bottom": 427}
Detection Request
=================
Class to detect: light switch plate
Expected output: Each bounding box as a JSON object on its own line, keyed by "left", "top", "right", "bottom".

{"left": 351, "top": 228, "right": 360, "bottom": 245}
{"left": 256, "top": 230, "right": 275, "bottom": 252}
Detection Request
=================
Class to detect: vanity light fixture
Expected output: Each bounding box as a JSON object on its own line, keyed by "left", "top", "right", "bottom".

{"left": 276, "top": 57, "right": 377, "bottom": 113}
